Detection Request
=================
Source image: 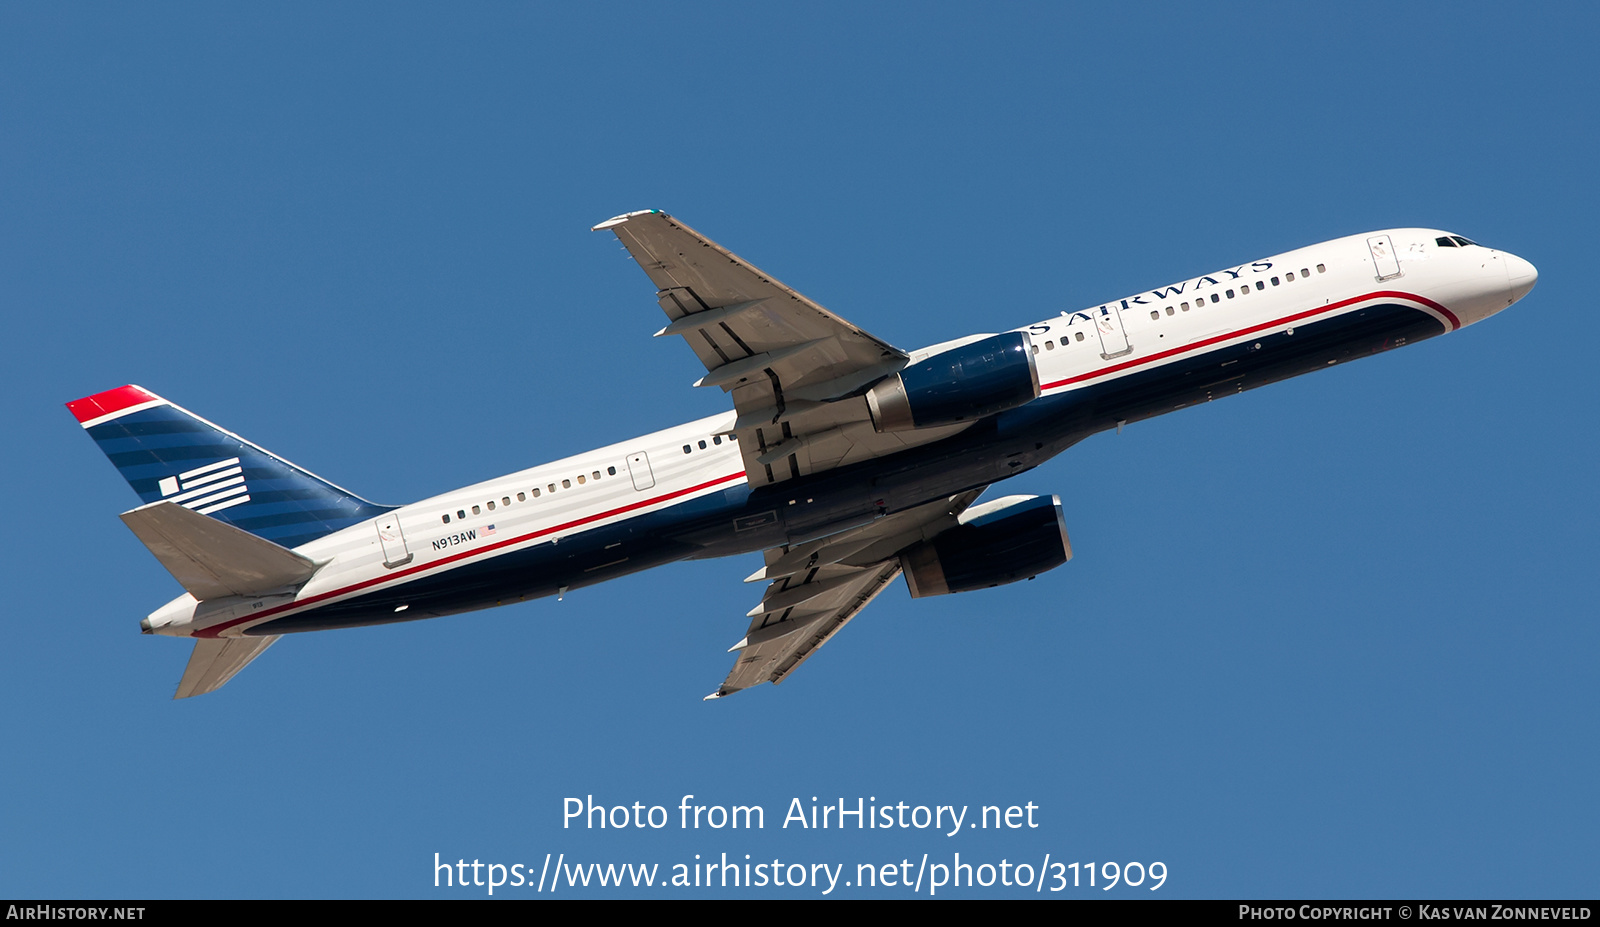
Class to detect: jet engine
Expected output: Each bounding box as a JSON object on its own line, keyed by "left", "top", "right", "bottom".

{"left": 866, "top": 331, "right": 1040, "bottom": 432}
{"left": 901, "top": 494, "right": 1071, "bottom": 597}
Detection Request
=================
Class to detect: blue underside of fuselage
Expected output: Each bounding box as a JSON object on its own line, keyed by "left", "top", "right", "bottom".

{"left": 249, "top": 302, "right": 1445, "bottom": 635}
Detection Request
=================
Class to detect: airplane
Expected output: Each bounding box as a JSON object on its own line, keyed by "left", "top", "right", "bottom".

{"left": 67, "top": 211, "right": 1538, "bottom": 700}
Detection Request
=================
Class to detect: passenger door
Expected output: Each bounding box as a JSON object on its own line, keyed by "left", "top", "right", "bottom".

{"left": 1368, "top": 234, "right": 1402, "bottom": 280}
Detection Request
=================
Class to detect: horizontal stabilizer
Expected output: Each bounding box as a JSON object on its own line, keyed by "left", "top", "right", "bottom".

{"left": 176, "top": 636, "right": 279, "bottom": 699}
{"left": 120, "top": 500, "right": 319, "bottom": 600}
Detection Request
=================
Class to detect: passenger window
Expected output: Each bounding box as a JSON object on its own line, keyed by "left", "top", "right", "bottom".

{"left": 561, "top": 479, "right": 571, "bottom": 489}
{"left": 532, "top": 488, "right": 541, "bottom": 498}
{"left": 608, "top": 465, "right": 618, "bottom": 474}
{"left": 547, "top": 484, "right": 556, "bottom": 493}
{"left": 1181, "top": 301, "right": 1190, "bottom": 311}
{"left": 1226, "top": 289, "right": 1234, "bottom": 298}
{"left": 1255, "top": 281, "right": 1264, "bottom": 290}
{"left": 1210, "top": 293, "right": 1220, "bottom": 303}
{"left": 1150, "top": 310, "right": 1160, "bottom": 320}
{"left": 502, "top": 496, "right": 510, "bottom": 506}
{"left": 1046, "top": 340, "right": 1056, "bottom": 350}
{"left": 699, "top": 440, "right": 707, "bottom": 449}
{"left": 1300, "top": 268, "right": 1309, "bottom": 277}
{"left": 1074, "top": 331, "right": 1085, "bottom": 342}
{"left": 593, "top": 471, "right": 601, "bottom": 480}
{"left": 1316, "top": 264, "right": 1326, "bottom": 273}
{"left": 442, "top": 514, "right": 450, "bottom": 524}
{"left": 577, "top": 475, "right": 586, "bottom": 485}
{"left": 486, "top": 501, "right": 495, "bottom": 511}
{"left": 517, "top": 492, "right": 526, "bottom": 502}
{"left": 1165, "top": 306, "right": 1175, "bottom": 315}
{"left": 1285, "top": 272, "right": 1295, "bottom": 281}
{"left": 683, "top": 445, "right": 692, "bottom": 454}
{"left": 1271, "top": 276, "right": 1280, "bottom": 286}
{"left": 457, "top": 510, "right": 466, "bottom": 519}
{"left": 472, "top": 505, "right": 481, "bottom": 515}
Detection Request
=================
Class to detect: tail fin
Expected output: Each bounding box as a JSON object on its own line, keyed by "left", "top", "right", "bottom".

{"left": 68, "top": 385, "right": 394, "bottom": 549}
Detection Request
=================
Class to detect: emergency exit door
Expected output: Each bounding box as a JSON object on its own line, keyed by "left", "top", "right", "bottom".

{"left": 375, "top": 514, "right": 412, "bottom": 568}
{"left": 627, "top": 451, "right": 655, "bottom": 491}
{"left": 1096, "top": 305, "right": 1132, "bottom": 359}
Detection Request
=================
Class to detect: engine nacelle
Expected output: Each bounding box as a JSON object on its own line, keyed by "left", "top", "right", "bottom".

{"left": 866, "top": 331, "right": 1040, "bottom": 432}
{"left": 901, "top": 494, "right": 1071, "bottom": 597}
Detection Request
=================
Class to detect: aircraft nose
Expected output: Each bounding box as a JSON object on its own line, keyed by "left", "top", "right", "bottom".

{"left": 1505, "top": 252, "right": 1538, "bottom": 304}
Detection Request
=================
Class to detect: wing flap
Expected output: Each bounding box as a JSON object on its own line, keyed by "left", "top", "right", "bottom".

{"left": 120, "top": 500, "right": 320, "bottom": 601}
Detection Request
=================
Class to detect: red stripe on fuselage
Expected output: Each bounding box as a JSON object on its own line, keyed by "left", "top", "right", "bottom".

{"left": 1041, "top": 290, "right": 1459, "bottom": 392}
{"left": 196, "top": 469, "right": 748, "bottom": 638}
{"left": 65, "top": 384, "right": 160, "bottom": 424}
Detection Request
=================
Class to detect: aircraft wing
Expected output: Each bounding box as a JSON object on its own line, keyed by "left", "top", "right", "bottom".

{"left": 707, "top": 489, "right": 984, "bottom": 699}
{"left": 597, "top": 211, "right": 971, "bottom": 488}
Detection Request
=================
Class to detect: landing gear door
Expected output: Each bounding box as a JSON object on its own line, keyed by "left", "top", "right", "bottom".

{"left": 375, "top": 514, "right": 412, "bottom": 568}
{"left": 1368, "top": 234, "right": 1402, "bottom": 280}
{"left": 1096, "top": 305, "right": 1132, "bottom": 359}
{"left": 627, "top": 451, "right": 656, "bottom": 491}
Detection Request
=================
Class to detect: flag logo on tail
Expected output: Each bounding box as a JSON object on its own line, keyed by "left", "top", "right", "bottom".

{"left": 157, "top": 457, "right": 252, "bottom": 515}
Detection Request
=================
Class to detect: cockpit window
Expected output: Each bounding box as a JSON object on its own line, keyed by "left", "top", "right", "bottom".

{"left": 1452, "top": 236, "right": 1478, "bottom": 247}
{"left": 1435, "top": 237, "right": 1458, "bottom": 248}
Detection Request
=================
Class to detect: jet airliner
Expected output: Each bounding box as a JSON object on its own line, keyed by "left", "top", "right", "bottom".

{"left": 68, "top": 212, "right": 1538, "bottom": 699}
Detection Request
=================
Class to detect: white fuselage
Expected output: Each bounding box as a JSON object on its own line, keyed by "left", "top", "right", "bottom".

{"left": 144, "top": 228, "right": 1535, "bottom": 640}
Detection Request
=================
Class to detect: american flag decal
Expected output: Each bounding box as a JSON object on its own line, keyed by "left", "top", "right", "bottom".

{"left": 481, "top": 524, "right": 496, "bottom": 537}
{"left": 156, "top": 457, "right": 251, "bottom": 515}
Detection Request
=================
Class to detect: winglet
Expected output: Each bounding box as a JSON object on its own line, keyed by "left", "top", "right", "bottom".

{"left": 591, "top": 209, "right": 666, "bottom": 231}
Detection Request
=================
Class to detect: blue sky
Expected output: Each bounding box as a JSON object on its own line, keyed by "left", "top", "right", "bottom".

{"left": 3, "top": 3, "right": 1594, "bottom": 898}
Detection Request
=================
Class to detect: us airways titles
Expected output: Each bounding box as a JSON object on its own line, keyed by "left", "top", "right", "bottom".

{"left": 563, "top": 795, "right": 1040, "bottom": 836}
{"left": 1035, "top": 260, "right": 1277, "bottom": 332}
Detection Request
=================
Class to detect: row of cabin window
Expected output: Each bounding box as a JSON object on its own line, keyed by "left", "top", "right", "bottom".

{"left": 1147, "top": 264, "right": 1327, "bottom": 321}
{"left": 684, "top": 434, "right": 731, "bottom": 454}
{"left": 1030, "top": 264, "right": 1329, "bottom": 352}
{"left": 440, "top": 464, "right": 622, "bottom": 524}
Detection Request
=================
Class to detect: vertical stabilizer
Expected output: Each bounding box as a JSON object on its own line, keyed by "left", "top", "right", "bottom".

{"left": 68, "top": 385, "right": 394, "bottom": 549}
